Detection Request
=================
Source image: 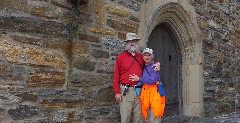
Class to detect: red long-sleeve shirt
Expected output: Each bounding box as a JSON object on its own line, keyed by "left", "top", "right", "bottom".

{"left": 113, "top": 51, "right": 144, "bottom": 94}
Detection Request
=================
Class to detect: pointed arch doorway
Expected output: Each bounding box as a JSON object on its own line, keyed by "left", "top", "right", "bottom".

{"left": 138, "top": 2, "right": 204, "bottom": 117}
{"left": 148, "top": 23, "right": 182, "bottom": 117}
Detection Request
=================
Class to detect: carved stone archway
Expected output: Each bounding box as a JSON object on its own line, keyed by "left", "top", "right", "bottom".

{"left": 138, "top": 1, "right": 204, "bottom": 117}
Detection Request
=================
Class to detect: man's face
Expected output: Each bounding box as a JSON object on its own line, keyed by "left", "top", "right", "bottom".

{"left": 125, "top": 40, "right": 139, "bottom": 52}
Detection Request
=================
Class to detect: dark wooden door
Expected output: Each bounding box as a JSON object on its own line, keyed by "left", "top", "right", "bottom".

{"left": 148, "top": 24, "right": 182, "bottom": 117}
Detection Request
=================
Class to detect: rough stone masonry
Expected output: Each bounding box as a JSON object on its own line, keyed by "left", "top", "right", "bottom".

{"left": 0, "top": 0, "right": 239, "bottom": 123}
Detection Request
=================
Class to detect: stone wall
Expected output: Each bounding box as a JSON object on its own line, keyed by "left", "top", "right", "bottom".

{"left": 191, "top": 0, "right": 240, "bottom": 117}
{"left": 0, "top": 0, "right": 239, "bottom": 122}
{"left": 0, "top": 0, "right": 142, "bottom": 122}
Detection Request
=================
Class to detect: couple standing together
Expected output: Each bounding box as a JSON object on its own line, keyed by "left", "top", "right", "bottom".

{"left": 113, "top": 33, "right": 166, "bottom": 123}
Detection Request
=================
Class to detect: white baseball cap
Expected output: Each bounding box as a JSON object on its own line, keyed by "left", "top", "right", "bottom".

{"left": 142, "top": 48, "right": 153, "bottom": 54}
{"left": 125, "top": 33, "right": 141, "bottom": 42}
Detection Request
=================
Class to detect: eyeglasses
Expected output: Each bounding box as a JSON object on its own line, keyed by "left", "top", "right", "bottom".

{"left": 126, "top": 40, "right": 138, "bottom": 43}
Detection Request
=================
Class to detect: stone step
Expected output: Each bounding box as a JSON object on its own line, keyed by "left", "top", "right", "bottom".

{"left": 161, "top": 113, "right": 240, "bottom": 123}
{"left": 162, "top": 115, "right": 212, "bottom": 123}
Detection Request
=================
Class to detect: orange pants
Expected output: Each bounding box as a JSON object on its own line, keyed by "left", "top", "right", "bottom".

{"left": 140, "top": 84, "right": 166, "bottom": 119}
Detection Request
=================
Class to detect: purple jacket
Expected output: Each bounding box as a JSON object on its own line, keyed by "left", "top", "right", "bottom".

{"left": 139, "top": 61, "right": 160, "bottom": 84}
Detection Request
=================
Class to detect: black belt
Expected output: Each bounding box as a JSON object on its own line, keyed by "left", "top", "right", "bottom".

{"left": 121, "top": 83, "right": 142, "bottom": 88}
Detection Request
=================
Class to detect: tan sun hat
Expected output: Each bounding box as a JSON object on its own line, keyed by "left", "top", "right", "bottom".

{"left": 125, "top": 33, "right": 141, "bottom": 42}
{"left": 142, "top": 48, "right": 153, "bottom": 54}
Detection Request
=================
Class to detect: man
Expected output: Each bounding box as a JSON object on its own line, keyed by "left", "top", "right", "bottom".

{"left": 113, "top": 33, "right": 160, "bottom": 123}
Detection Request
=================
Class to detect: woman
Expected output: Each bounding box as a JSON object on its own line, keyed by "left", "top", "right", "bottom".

{"left": 129, "top": 48, "right": 165, "bottom": 123}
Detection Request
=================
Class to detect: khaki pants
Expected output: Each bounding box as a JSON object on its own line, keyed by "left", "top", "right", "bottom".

{"left": 120, "top": 85, "right": 142, "bottom": 123}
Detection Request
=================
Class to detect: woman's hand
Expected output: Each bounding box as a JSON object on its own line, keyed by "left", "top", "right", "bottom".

{"left": 153, "top": 62, "right": 160, "bottom": 71}
{"left": 129, "top": 74, "right": 139, "bottom": 81}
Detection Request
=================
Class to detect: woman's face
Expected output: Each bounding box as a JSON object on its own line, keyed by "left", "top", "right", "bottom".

{"left": 143, "top": 53, "right": 153, "bottom": 64}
